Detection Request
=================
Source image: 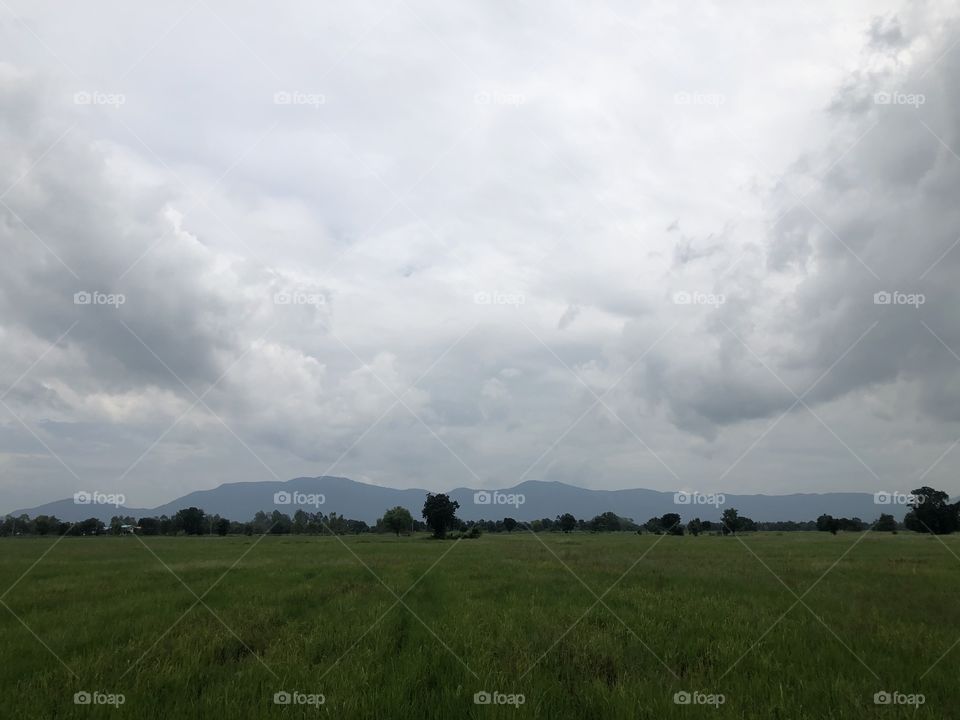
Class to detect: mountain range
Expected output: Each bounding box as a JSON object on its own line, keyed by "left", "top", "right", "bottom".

{"left": 6, "top": 476, "right": 910, "bottom": 524}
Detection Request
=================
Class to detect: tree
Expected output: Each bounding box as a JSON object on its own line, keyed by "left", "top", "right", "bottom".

{"left": 643, "top": 516, "right": 663, "bottom": 534}
{"left": 875, "top": 513, "right": 897, "bottom": 532}
{"left": 251, "top": 510, "right": 271, "bottom": 534}
{"left": 139, "top": 517, "right": 161, "bottom": 535}
{"left": 817, "top": 514, "right": 839, "bottom": 535}
{"left": 903, "top": 486, "right": 958, "bottom": 535}
{"left": 557, "top": 513, "right": 577, "bottom": 533}
{"left": 382, "top": 506, "right": 414, "bottom": 536}
{"left": 721, "top": 508, "right": 740, "bottom": 535}
{"left": 817, "top": 514, "right": 865, "bottom": 534}
{"left": 422, "top": 493, "right": 460, "bottom": 538}
{"left": 33, "top": 515, "right": 58, "bottom": 536}
{"left": 109, "top": 515, "right": 134, "bottom": 535}
{"left": 269, "top": 510, "right": 292, "bottom": 534}
{"left": 660, "top": 512, "right": 682, "bottom": 535}
{"left": 71, "top": 518, "right": 104, "bottom": 536}
{"left": 687, "top": 518, "right": 702, "bottom": 536}
{"left": 292, "top": 509, "right": 309, "bottom": 535}
{"left": 175, "top": 507, "right": 206, "bottom": 535}
{"left": 214, "top": 517, "right": 231, "bottom": 536}
{"left": 589, "top": 512, "right": 622, "bottom": 532}
{"left": 838, "top": 517, "right": 865, "bottom": 532}
{"left": 503, "top": 517, "right": 518, "bottom": 533}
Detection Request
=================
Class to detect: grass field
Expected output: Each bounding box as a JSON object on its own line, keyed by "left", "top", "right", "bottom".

{"left": 1, "top": 531, "right": 958, "bottom": 718}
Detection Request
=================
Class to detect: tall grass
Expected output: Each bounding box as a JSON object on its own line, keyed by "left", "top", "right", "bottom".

{"left": 0, "top": 532, "right": 955, "bottom": 718}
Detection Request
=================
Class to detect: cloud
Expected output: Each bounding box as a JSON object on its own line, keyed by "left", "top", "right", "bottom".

{"left": 557, "top": 304, "right": 581, "bottom": 330}
{"left": 1, "top": 1, "right": 959, "bottom": 511}
{"left": 627, "top": 11, "right": 960, "bottom": 437}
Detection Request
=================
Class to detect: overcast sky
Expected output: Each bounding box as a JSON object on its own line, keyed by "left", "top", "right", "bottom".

{"left": 2, "top": 0, "right": 959, "bottom": 510}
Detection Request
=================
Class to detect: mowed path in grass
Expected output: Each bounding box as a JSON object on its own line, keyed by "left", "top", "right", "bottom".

{"left": 1, "top": 532, "right": 958, "bottom": 718}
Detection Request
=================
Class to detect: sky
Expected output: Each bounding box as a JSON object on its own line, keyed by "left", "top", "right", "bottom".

{"left": 1, "top": 0, "right": 960, "bottom": 511}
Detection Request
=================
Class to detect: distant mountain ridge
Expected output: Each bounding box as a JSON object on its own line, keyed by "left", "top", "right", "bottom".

{"left": 6, "top": 476, "right": 909, "bottom": 524}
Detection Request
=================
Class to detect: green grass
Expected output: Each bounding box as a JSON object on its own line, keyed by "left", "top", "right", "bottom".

{"left": 1, "top": 531, "right": 958, "bottom": 718}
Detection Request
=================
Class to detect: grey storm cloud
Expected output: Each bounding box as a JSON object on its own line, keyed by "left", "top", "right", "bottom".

{"left": 628, "top": 12, "right": 960, "bottom": 437}
{"left": 0, "top": 0, "right": 958, "bottom": 511}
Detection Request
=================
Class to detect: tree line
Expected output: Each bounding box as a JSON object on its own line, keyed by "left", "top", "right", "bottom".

{"left": 2, "top": 485, "right": 953, "bottom": 537}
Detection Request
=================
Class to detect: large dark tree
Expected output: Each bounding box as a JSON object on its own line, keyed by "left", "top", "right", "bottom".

{"left": 660, "top": 512, "right": 683, "bottom": 535}
{"left": 903, "top": 486, "right": 959, "bottom": 535}
{"left": 643, "top": 516, "right": 663, "bottom": 534}
{"left": 557, "top": 513, "right": 577, "bottom": 533}
{"left": 33, "top": 515, "right": 58, "bottom": 536}
{"left": 422, "top": 493, "right": 460, "bottom": 538}
{"left": 175, "top": 507, "right": 206, "bottom": 535}
{"left": 817, "top": 514, "right": 867, "bottom": 534}
{"left": 590, "top": 512, "right": 622, "bottom": 532}
{"left": 269, "top": 510, "right": 292, "bottom": 534}
{"left": 817, "top": 514, "right": 839, "bottom": 535}
{"left": 138, "top": 517, "right": 161, "bottom": 535}
{"left": 381, "top": 506, "right": 414, "bottom": 536}
{"left": 721, "top": 507, "right": 740, "bottom": 535}
{"left": 875, "top": 513, "right": 897, "bottom": 532}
